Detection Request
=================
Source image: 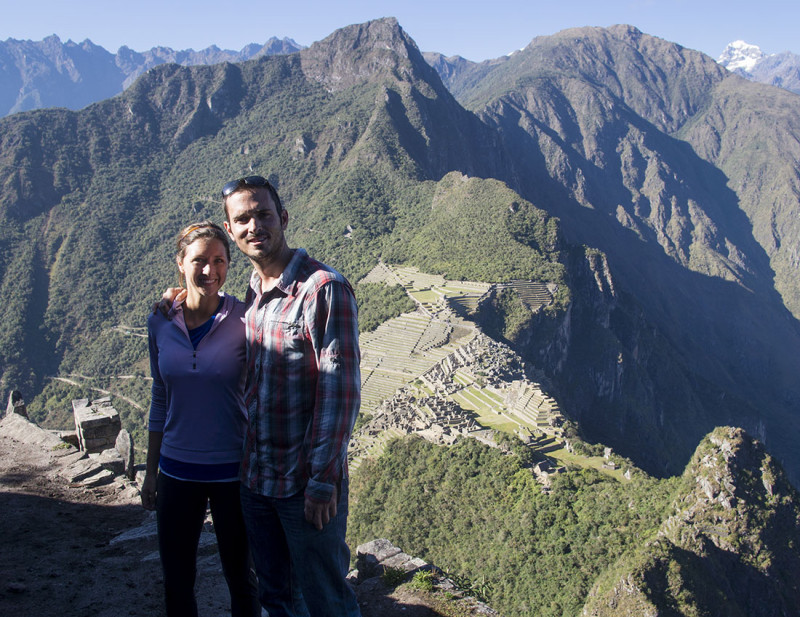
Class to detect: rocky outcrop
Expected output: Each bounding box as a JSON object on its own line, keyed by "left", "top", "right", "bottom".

{"left": 300, "top": 18, "right": 434, "bottom": 94}
{"left": 6, "top": 389, "right": 28, "bottom": 418}
{"left": 581, "top": 427, "right": 800, "bottom": 616}
{"left": 0, "top": 408, "right": 500, "bottom": 617}
{"left": 353, "top": 539, "right": 501, "bottom": 616}
{"left": 1, "top": 393, "right": 138, "bottom": 490}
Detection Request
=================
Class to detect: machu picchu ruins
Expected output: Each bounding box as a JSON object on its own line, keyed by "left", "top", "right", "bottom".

{"left": 352, "top": 262, "right": 571, "bottom": 485}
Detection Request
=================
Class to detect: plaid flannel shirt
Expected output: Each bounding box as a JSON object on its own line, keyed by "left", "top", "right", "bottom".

{"left": 240, "top": 248, "right": 361, "bottom": 503}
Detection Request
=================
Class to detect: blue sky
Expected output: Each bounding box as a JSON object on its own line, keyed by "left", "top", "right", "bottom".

{"left": 2, "top": 0, "right": 796, "bottom": 62}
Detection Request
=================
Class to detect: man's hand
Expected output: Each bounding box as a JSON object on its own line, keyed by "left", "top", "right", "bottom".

{"left": 152, "top": 287, "right": 186, "bottom": 317}
{"left": 141, "top": 472, "right": 157, "bottom": 511}
{"left": 304, "top": 491, "right": 338, "bottom": 531}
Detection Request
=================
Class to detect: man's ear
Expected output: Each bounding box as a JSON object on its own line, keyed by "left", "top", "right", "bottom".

{"left": 223, "top": 220, "right": 234, "bottom": 239}
{"left": 281, "top": 209, "right": 289, "bottom": 230}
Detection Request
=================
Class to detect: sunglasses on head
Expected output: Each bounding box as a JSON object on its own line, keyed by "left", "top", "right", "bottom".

{"left": 221, "top": 175, "right": 273, "bottom": 198}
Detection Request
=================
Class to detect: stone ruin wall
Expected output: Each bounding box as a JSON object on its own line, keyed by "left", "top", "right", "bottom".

{"left": 4, "top": 390, "right": 137, "bottom": 486}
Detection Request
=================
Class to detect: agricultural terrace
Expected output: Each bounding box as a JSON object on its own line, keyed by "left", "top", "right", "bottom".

{"left": 354, "top": 263, "right": 625, "bottom": 481}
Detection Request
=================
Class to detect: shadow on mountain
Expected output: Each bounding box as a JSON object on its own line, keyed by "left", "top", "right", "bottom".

{"left": 481, "top": 95, "right": 800, "bottom": 482}
{"left": 637, "top": 541, "right": 800, "bottom": 615}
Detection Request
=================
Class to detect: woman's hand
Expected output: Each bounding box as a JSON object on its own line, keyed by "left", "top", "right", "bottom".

{"left": 141, "top": 472, "right": 158, "bottom": 510}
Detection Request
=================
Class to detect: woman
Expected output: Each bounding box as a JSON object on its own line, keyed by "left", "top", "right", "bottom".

{"left": 142, "top": 221, "right": 259, "bottom": 617}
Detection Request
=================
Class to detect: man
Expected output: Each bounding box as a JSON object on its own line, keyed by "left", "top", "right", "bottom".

{"left": 221, "top": 176, "right": 362, "bottom": 617}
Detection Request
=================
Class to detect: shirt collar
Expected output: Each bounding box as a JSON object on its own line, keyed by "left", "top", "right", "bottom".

{"left": 249, "top": 248, "right": 307, "bottom": 298}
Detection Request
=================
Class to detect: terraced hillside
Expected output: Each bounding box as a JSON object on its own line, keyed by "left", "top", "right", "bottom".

{"left": 352, "top": 264, "right": 619, "bottom": 481}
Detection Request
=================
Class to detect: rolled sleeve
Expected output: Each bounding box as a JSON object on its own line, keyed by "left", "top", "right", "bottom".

{"left": 304, "top": 280, "right": 361, "bottom": 503}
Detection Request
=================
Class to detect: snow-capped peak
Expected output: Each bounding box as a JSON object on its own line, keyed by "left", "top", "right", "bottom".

{"left": 718, "top": 40, "right": 767, "bottom": 73}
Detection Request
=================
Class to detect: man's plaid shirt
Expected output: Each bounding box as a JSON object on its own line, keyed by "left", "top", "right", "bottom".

{"left": 240, "top": 248, "right": 361, "bottom": 503}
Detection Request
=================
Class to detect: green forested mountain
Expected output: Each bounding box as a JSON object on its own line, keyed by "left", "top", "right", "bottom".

{"left": 349, "top": 427, "right": 800, "bottom": 616}
{"left": 1, "top": 17, "right": 799, "bottom": 490}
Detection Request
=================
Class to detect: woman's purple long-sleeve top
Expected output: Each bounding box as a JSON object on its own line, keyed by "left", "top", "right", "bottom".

{"left": 147, "top": 293, "right": 248, "bottom": 465}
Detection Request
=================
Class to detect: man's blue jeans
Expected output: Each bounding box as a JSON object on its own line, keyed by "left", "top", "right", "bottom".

{"left": 240, "top": 480, "right": 361, "bottom": 617}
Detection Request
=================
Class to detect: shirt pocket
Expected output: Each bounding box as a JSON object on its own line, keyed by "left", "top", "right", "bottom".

{"left": 264, "top": 319, "right": 307, "bottom": 375}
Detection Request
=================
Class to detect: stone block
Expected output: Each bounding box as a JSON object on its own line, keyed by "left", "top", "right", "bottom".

{"left": 356, "top": 539, "right": 403, "bottom": 580}
{"left": 73, "top": 398, "right": 121, "bottom": 453}
{"left": 96, "top": 448, "right": 125, "bottom": 476}
{"left": 83, "top": 436, "right": 115, "bottom": 452}
{"left": 80, "top": 468, "right": 114, "bottom": 487}
{"left": 61, "top": 457, "right": 105, "bottom": 483}
{"left": 380, "top": 552, "right": 428, "bottom": 573}
{"left": 82, "top": 423, "right": 120, "bottom": 439}
{"left": 59, "top": 431, "right": 80, "bottom": 448}
{"left": 72, "top": 399, "right": 90, "bottom": 412}
{"left": 115, "top": 429, "right": 136, "bottom": 479}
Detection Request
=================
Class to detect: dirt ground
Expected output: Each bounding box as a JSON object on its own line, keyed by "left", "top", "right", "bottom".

{"left": 0, "top": 428, "right": 492, "bottom": 617}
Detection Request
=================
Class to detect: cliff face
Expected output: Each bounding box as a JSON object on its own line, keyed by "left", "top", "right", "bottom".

{"left": 498, "top": 245, "right": 734, "bottom": 477}
{"left": 582, "top": 427, "right": 800, "bottom": 616}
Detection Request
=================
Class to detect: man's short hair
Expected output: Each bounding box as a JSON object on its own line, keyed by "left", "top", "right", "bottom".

{"left": 222, "top": 176, "right": 283, "bottom": 220}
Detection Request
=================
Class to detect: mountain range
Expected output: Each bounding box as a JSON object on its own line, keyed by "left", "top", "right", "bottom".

{"left": 2, "top": 17, "right": 800, "bottom": 615}
{"left": 0, "top": 34, "right": 303, "bottom": 116}
{"left": 3, "top": 34, "right": 800, "bottom": 121}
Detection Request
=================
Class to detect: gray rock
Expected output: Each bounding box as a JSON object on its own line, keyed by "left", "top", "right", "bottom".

{"left": 5, "top": 390, "right": 28, "bottom": 418}
{"left": 355, "top": 539, "right": 428, "bottom": 581}
{"left": 80, "top": 468, "right": 114, "bottom": 487}
{"left": 60, "top": 456, "right": 106, "bottom": 483}
{"left": 115, "top": 428, "right": 136, "bottom": 479}
{"left": 96, "top": 448, "right": 125, "bottom": 476}
{"left": 0, "top": 411, "right": 65, "bottom": 450}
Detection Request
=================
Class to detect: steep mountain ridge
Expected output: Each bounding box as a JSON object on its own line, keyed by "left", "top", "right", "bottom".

{"left": 582, "top": 427, "right": 800, "bottom": 615}
{"left": 457, "top": 25, "right": 728, "bottom": 134}
{"left": 679, "top": 76, "right": 800, "bottom": 313}
{"left": 297, "top": 18, "right": 508, "bottom": 184}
